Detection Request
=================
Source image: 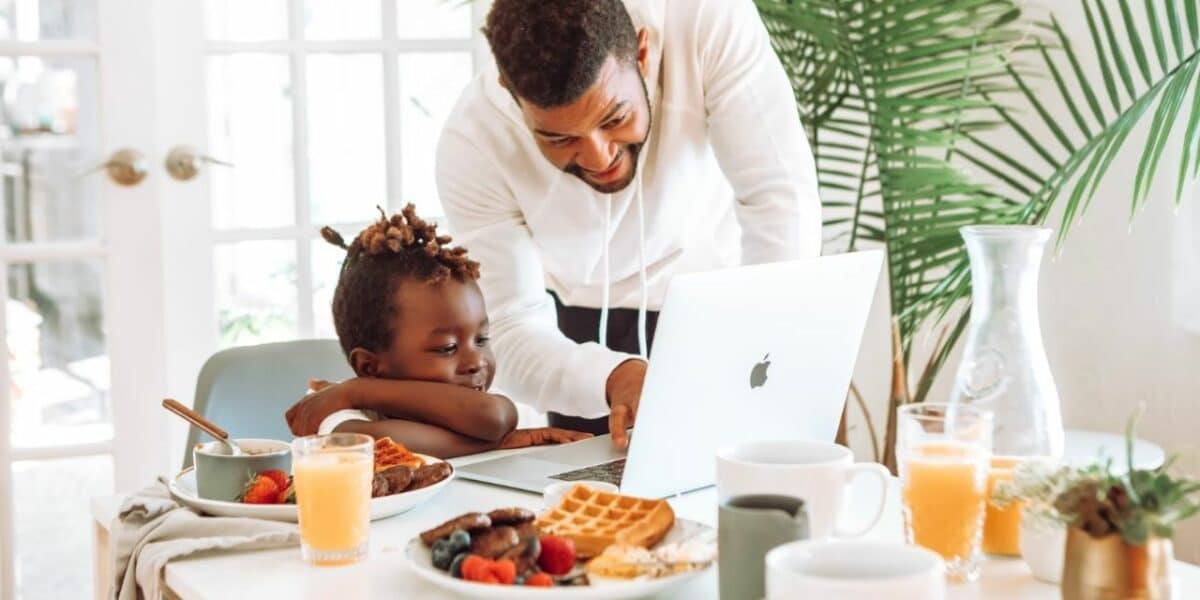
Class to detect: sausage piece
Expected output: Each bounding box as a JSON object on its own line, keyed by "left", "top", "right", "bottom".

{"left": 469, "top": 525, "right": 521, "bottom": 558}
{"left": 406, "top": 462, "right": 452, "bottom": 491}
{"left": 379, "top": 465, "right": 414, "bottom": 494}
{"left": 419, "top": 512, "right": 491, "bottom": 546}
{"left": 487, "top": 507, "right": 536, "bottom": 526}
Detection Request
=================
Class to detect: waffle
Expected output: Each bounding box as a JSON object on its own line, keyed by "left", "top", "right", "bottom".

{"left": 536, "top": 484, "right": 675, "bottom": 559}
{"left": 373, "top": 436, "right": 424, "bottom": 472}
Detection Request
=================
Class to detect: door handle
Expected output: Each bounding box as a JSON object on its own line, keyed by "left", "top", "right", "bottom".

{"left": 75, "top": 148, "right": 149, "bottom": 186}
{"left": 164, "top": 145, "right": 233, "bottom": 181}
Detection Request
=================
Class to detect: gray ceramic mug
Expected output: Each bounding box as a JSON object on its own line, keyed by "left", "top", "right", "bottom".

{"left": 719, "top": 494, "right": 810, "bottom": 600}
{"left": 193, "top": 439, "right": 291, "bottom": 501}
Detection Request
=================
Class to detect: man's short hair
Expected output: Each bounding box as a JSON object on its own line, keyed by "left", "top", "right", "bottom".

{"left": 484, "top": 0, "right": 639, "bottom": 108}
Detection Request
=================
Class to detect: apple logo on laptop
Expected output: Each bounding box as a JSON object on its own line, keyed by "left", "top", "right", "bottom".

{"left": 749, "top": 354, "right": 771, "bottom": 389}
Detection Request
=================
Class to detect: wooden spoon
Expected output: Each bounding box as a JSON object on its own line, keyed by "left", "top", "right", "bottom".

{"left": 162, "top": 398, "right": 243, "bottom": 455}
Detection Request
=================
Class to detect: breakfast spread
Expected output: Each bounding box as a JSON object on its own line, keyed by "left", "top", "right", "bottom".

{"left": 416, "top": 484, "right": 714, "bottom": 588}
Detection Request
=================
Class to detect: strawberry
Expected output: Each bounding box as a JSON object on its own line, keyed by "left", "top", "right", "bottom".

{"left": 537, "top": 536, "right": 576, "bottom": 575}
{"left": 261, "top": 469, "right": 289, "bottom": 490}
{"left": 525, "top": 572, "right": 553, "bottom": 587}
{"left": 239, "top": 474, "right": 279, "bottom": 504}
{"left": 490, "top": 559, "right": 517, "bottom": 585}
{"left": 275, "top": 479, "right": 295, "bottom": 504}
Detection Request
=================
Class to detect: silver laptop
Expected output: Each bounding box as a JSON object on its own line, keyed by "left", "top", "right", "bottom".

{"left": 458, "top": 251, "right": 883, "bottom": 498}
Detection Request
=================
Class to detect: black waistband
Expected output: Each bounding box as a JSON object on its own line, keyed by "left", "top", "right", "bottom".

{"left": 547, "top": 292, "right": 659, "bottom": 434}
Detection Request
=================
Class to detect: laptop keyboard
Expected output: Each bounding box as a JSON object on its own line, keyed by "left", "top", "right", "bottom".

{"left": 548, "top": 458, "right": 626, "bottom": 486}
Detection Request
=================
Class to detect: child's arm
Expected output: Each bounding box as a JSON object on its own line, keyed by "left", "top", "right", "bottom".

{"left": 286, "top": 377, "right": 518, "bottom": 441}
{"left": 331, "top": 418, "right": 591, "bottom": 459}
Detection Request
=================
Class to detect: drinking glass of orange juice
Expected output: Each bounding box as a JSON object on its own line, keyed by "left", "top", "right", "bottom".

{"left": 292, "top": 433, "right": 374, "bottom": 565}
{"left": 897, "top": 403, "right": 993, "bottom": 582}
{"left": 983, "top": 456, "right": 1023, "bottom": 556}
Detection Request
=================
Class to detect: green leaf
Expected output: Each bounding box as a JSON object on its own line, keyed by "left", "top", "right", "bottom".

{"left": 1135, "top": 58, "right": 1198, "bottom": 205}
{"left": 1006, "top": 64, "right": 1076, "bottom": 154}
{"left": 1177, "top": 71, "right": 1200, "bottom": 202}
{"left": 1143, "top": 0, "right": 1169, "bottom": 74}
{"left": 1165, "top": 0, "right": 1185, "bottom": 62}
{"left": 1083, "top": 0, "right": 1125, "bottom": 114}
{"left": 1188, "top": 0, "right": 1199, "bottom": 50}
{"left": 1053, "top": 15, "right": 1108, "bottom": 126}
{"left": 1095, "top": 0, "right": 1138, "bottom": 101}
{"left": 1118, "top": 0, "right": 1152, "bottom": 86}
{"left": 1039, "top": 40, "right": 1093, "bottom": 139}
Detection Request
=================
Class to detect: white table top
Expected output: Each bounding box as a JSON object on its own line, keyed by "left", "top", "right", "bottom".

{"left": 93, "top": 432, "right": 1196, "bottom": 599}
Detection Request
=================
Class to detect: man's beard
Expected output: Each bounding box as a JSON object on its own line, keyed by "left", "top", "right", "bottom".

{"left": 565, "top": 74, "right": 652, "bottom": 194}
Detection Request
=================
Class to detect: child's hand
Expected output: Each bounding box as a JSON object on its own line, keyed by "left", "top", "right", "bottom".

{"left": 285, "top": 378, "right": 355, "bottom": 436}
{"left": 497, "top": 428, "right": 592, "bottom": 449}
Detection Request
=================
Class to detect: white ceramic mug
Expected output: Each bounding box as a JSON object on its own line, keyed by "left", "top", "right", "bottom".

{"left": 766, "top": 539, "right": 946, "bottom": 600}
{"left": 716, "top": 440, "right": 889, "bottom": 538}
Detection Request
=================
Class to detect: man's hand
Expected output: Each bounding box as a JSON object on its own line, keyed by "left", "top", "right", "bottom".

{"left": 497, "top": 427, "right": 592, "bottom": 449}
{"left": 285, "top": 378, "right": 355, "bottom": 436}
{"left": 606, "top": 359, "right": 646, "bottom": 449}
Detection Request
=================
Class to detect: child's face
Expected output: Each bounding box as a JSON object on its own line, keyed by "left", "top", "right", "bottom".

{"left": 357, "top": 277, "right": 495, "bottom": 390}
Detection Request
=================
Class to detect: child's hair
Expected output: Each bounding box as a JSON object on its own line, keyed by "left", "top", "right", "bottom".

{"left": 321, "top": 204, "right": 481, "bottom": 357}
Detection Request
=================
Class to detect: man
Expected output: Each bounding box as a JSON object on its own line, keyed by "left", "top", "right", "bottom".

{"left": 437, "top": 0, "right": 820, "bottom": 447}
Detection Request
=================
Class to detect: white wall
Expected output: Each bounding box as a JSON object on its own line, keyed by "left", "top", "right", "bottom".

{"left": 841, "top": 2, "right": 1200, "bottom": 562}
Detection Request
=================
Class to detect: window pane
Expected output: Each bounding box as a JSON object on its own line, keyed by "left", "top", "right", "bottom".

{"left": 304, "top": 0, "right": 380, "bottom": 40}
{"left": 7, "top": 260, "right": 110, "bottom": 449}
{"left": 312, "top": 236, "right": 350, "bottom": 340}
{"left": 307, "top": 54, "right": 385, "bottom": 225}
{"left": 0, "top": 55, "right": 102, "bottom": 242}
{"left": 215, "top": 241, "right": 298, "bottom": 347}
{"left": 399, "top": 52, "right": 471, "bottom": 216}
{"left": 205, "top": 0, "right": 286, "bottom": 41}
{"left": 208, "top": 54, "right": 294, "bottom": 229}
{"left": 0, "top": 0, "right": 97, "bottom": 41}
{"left": 396, "top": 0, "right": 471, "bottom": 39}
{"left": 14, "top": 455, "right": 113, "bottom": 599}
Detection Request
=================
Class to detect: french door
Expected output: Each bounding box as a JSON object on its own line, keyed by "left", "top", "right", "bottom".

{"left": 0, "top": 0, "right": 172, "bottom": 598}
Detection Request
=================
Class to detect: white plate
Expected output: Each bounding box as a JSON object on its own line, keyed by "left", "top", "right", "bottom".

{"left": 167, "top": 454, "right": 453, "bottom": 522}
{"left": 404, "top": 519, "right": 713, "bottom": 599}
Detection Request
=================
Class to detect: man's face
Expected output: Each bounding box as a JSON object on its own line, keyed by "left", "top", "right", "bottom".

{"left": 512, "top": 34, "right": 652, "bottom": 194}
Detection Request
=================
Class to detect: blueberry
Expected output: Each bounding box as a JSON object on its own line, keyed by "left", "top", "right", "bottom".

{"left": 447, "top": 529, "right": 471, "bottom": 553}
{"left": 449, "top": 552, "right": 469, "bottom": 578}
{"left": 523, "top": 537, "right": 541, "bottom": 560}
{"left": 431, "top": 538, "right": 456, "bottom": 570}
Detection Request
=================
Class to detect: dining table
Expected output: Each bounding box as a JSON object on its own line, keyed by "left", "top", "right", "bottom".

{"left": 90, "top": 430, "right": 1198, "bottom": 599}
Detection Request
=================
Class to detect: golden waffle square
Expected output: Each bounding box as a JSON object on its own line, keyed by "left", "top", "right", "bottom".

{"left": 373, "top": 436, "right": 424, "bottom": 472}
{"left": 536, "top": 484, "right": 675, "bottom": 559}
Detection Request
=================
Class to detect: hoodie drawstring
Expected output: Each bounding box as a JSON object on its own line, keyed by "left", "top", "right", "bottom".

{"left": 635, "top": 176, "right": 648, "bottom": 358}
{"left": 599, "top": 195, "right": 612, "bottom": 350}
{"left": 596, "top": 174, "right": 649, "bottom": 359}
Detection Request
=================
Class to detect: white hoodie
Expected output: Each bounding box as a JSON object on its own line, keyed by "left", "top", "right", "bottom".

{"left": 436, "top": 0, "right": 820, "bottom": 419}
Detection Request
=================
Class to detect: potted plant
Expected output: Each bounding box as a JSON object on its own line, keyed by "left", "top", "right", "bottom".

{"left": 993, "top": 460, "right": 1102, "bottom": 583}
{"left": 1051, "top": 414, "right": 1200, "bottom": 599}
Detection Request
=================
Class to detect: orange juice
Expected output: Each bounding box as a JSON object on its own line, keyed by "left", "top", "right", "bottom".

{"left": 901, "top": 441, "right": 988, "bottom": 561}
{"left": 293, "top": 451, "right": 372, "bottom": 561}
{"left": 982, "top": 456, "right": 1022, "bottom": 556}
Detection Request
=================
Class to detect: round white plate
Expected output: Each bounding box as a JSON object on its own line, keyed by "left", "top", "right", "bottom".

{"left": 404, "top": 518, "right": 713, "bottom": 599}
{"left": 167, "top": 454, "right": 453, "bottom": 522}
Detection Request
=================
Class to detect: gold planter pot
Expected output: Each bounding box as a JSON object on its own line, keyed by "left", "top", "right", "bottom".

{"left": 1061, "top": 528, "right": 1173, "bottom": 599}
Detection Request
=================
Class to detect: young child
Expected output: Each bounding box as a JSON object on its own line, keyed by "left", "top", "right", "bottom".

{"left": 285, "top": 204, "right": 589, "bottom": 457}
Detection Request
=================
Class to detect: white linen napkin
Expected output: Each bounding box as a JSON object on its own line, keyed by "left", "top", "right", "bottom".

{"left": 110, "top": 479, "right": 299, "bottom": 600}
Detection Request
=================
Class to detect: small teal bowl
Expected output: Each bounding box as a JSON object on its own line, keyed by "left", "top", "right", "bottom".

{"left": 192, "top": 439, "right": 292, "bottom": 502}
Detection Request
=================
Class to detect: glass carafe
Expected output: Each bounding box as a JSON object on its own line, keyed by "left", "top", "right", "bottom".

{"left": 949, "top": 225, "right": 1063, "bottom": 458}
